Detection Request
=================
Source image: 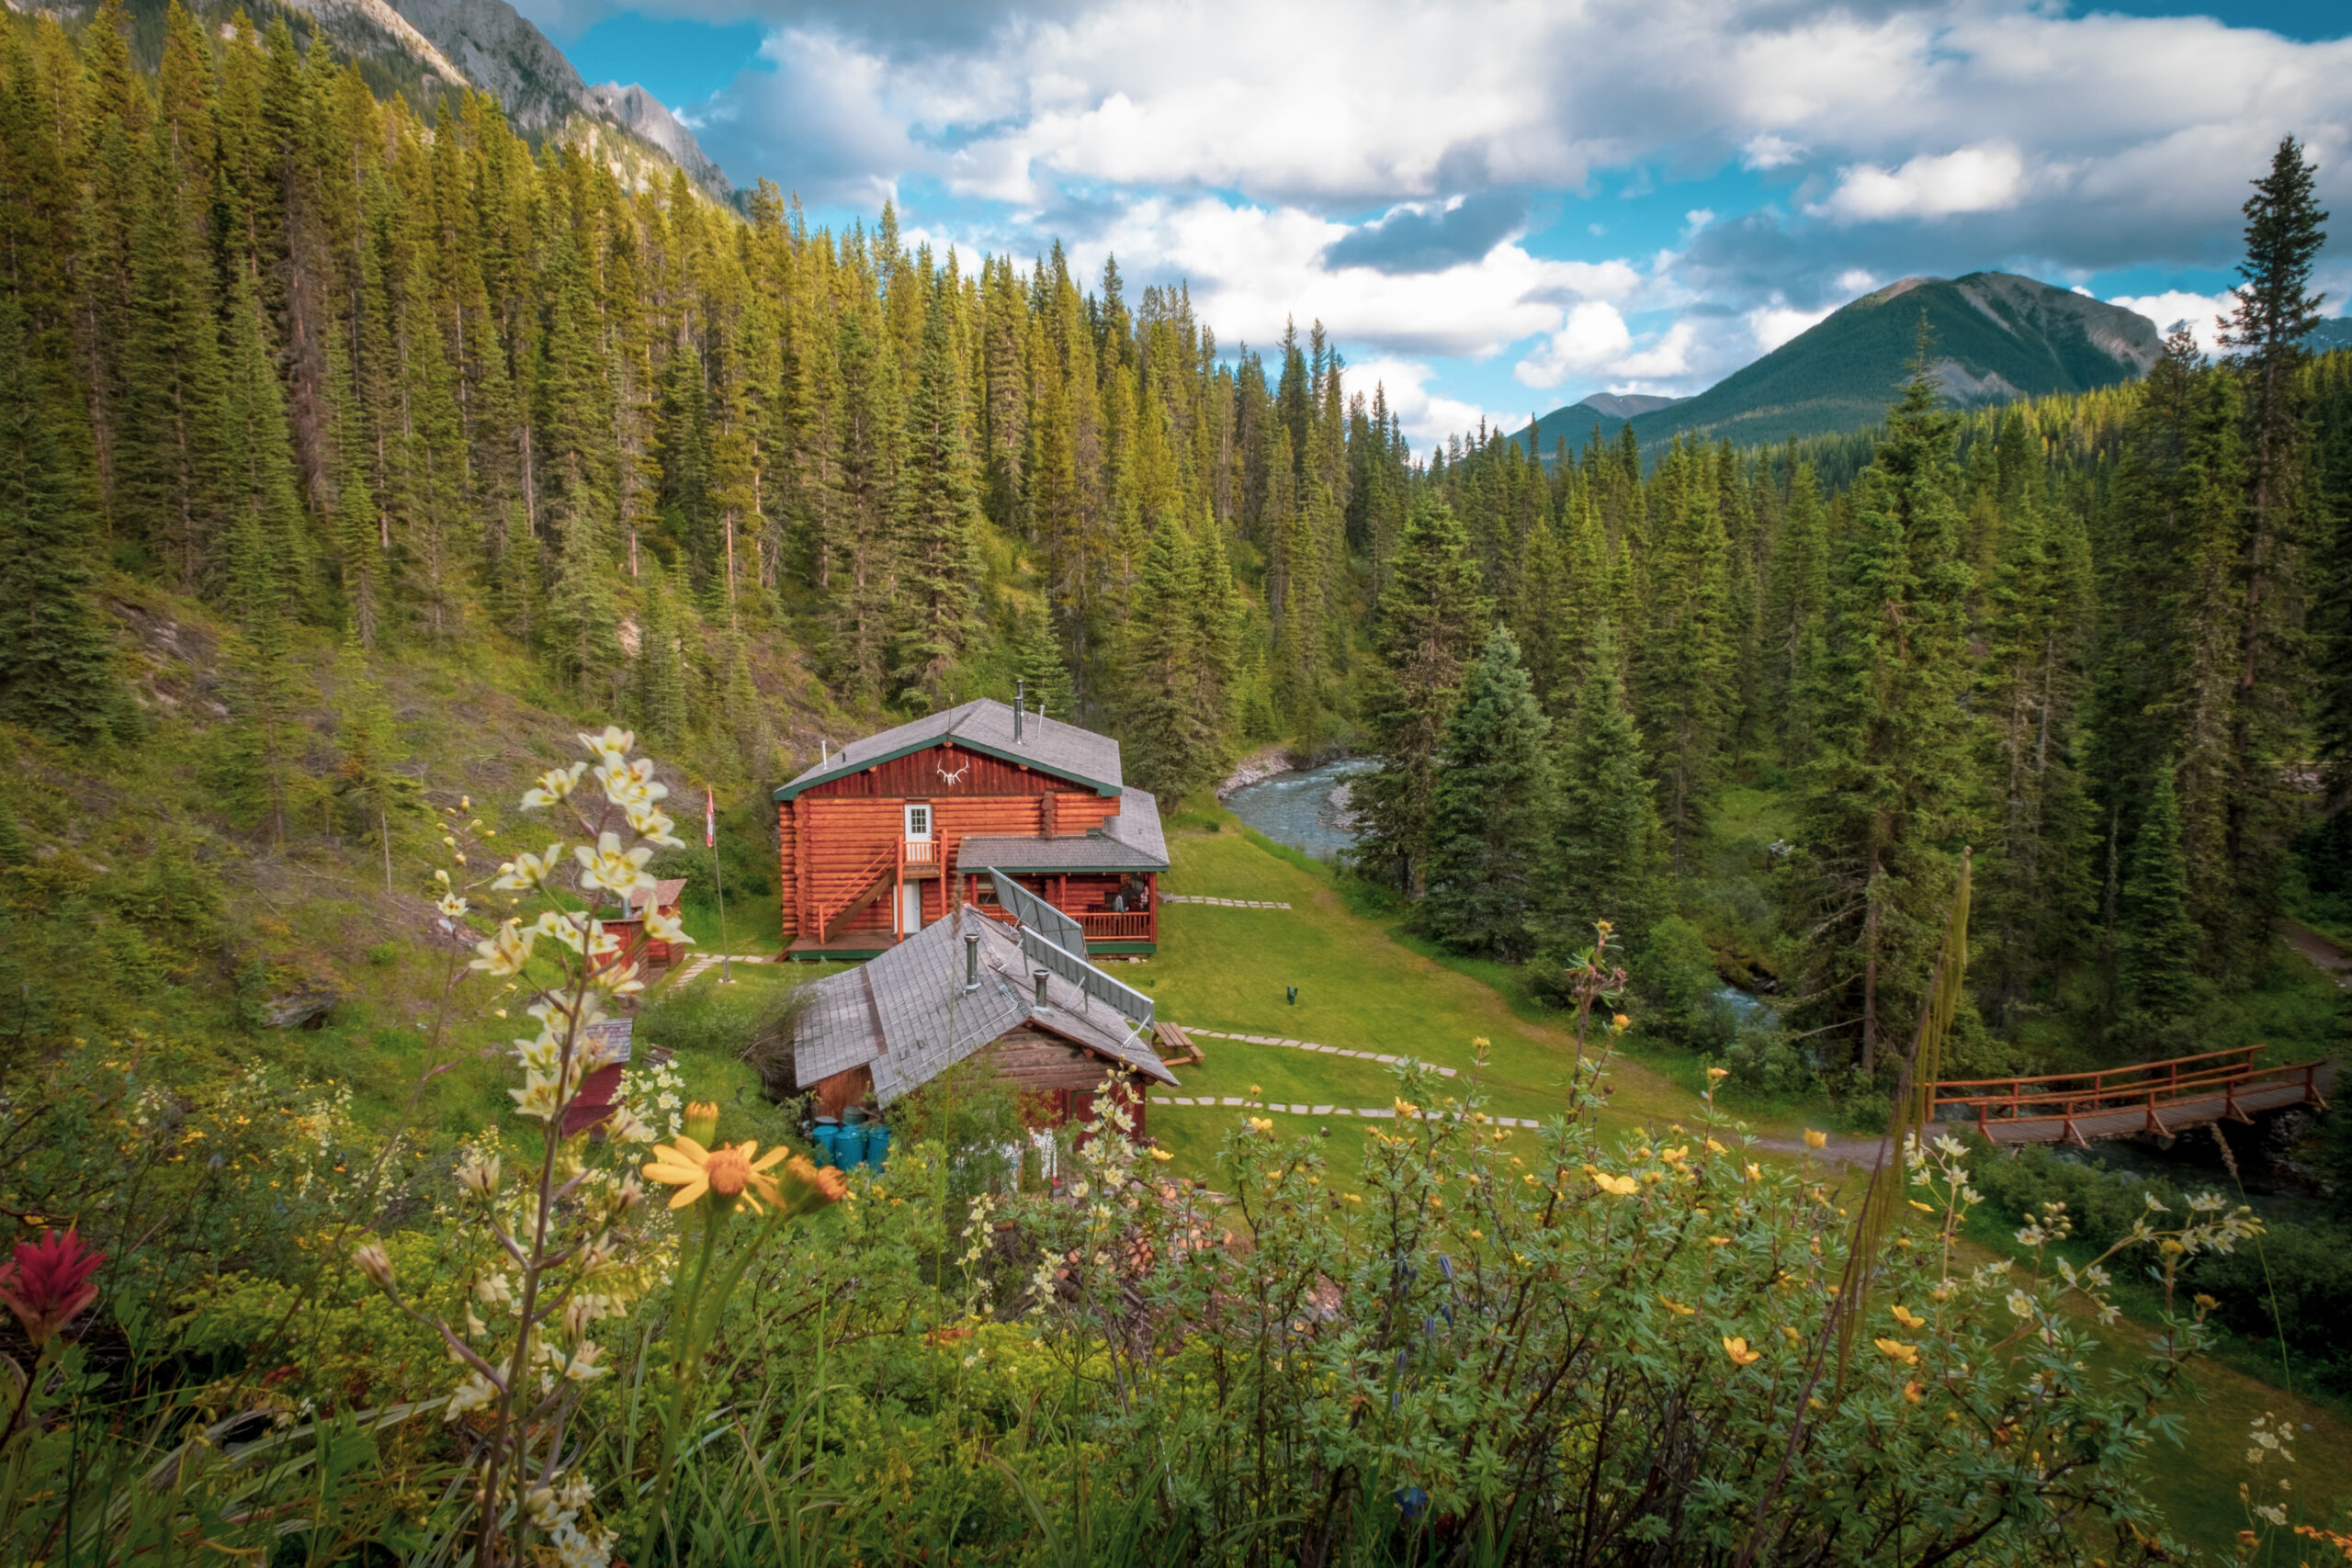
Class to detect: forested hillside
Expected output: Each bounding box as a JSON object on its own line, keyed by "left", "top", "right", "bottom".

{"left": 0, "top": 0, "right": 2346, "bottom": 1098}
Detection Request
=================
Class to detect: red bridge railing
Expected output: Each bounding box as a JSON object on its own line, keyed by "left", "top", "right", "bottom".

{"left": 1930, "top": 1045, "right": 2329, "bottom": 1144}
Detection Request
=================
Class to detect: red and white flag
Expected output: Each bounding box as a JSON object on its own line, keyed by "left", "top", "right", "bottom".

{"left": 705, "top": 787, "right": 717, "bottom": 849}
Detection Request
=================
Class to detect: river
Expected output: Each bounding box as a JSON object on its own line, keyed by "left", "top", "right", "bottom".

{"left": 1222, "top": 757, "right": 1374, "bottom": 860}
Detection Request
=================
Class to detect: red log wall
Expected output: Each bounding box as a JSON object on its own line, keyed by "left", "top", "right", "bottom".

{"left": 779, "top": 741, "right": 1123, "bottom": 941}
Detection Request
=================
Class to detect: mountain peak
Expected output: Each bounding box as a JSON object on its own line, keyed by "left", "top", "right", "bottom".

{"left": 379, "top": 0, "right": 731, "bottom": 197}
{"left": 1521, "top": 271, "right": 2163, "bottom": 457}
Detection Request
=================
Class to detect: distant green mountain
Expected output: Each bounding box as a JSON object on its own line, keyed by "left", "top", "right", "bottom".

{"left": 1519, "top": 272, "right": 2164, "bottom": 460}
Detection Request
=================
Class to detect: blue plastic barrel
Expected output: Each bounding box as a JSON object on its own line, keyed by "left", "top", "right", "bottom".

{"left": 864, "top": 1125, "right": 892, "bottom": 1168}
{"left": 834, "top": 1125, "right": 870, "bottom": 1168}
{"left": 810, "top": 1118, "right": 842, "bottom": 1168}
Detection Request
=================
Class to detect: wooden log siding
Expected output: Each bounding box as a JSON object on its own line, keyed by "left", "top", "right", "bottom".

{"left": 778, "top": 739, "right": 1124, "bottom": 942}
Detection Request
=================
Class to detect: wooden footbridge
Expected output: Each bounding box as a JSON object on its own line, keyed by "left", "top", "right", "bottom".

{"left": 1931, "top": 1046, "right": 2333, "bottom": 1147}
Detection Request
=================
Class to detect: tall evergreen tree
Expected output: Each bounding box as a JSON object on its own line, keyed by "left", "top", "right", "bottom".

{"left": 1424, "top": 625, "right": 1554, "bottom": 960}
{"left": 1791, "top": 365, "right": 1973, "bottom": 1078}
{"left": 2218, "top": 135, "right": 2328, "bottom": 950}
{"left": 1354, "top": 500, "right": 1491, "bottom": 897}
{"left": 1761, "top": 462, "right": 1829, "bottom": 760}
{"left": 1635, "top": 447, "right": 1735, "bottom": 863}
{"left": 2114, "top": 760, "right": 2206, "bottom": 1044}
{"left": 1014, "top": 606, "right": 1077, "bottom": 719}
{"left": 890, "top": 280, "right": 985, "bottom": 705}
{"left": 0, "top": 299, "right": 117, "bottom": 741}
{"left": 1118, "top": 517, "right": 1216, "bottom": 802}
{"left": 1551, "top": 619, "right": 1664, "bottom": 943}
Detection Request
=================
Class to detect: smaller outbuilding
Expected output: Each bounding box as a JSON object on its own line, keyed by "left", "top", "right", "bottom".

{"left": 771, "top": 897, "right": 1175, "bottom": 1134}
{"left": 607, "top": 877, "right": 689, "bottom": 969}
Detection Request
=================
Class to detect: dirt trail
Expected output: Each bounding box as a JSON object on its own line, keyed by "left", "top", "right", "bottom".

{"left": 2278, "top": 919, "right": 2352, "bottom": 990}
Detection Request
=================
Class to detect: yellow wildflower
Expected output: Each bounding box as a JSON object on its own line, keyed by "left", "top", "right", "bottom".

{"left": 1804, "top": 1129, "right": 1827, "bottom": 1150}
{"left": 1722, "top": 1336, "right": 1760, "bottom": 1366}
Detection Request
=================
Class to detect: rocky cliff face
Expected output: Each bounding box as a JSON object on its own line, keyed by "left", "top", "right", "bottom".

{"left": 381, "top": 0, "right": 586, "bottom": 137}
{"left": 376, "top": 0, "right": 732, "bottom": 197}
{"left": 583, "top": 82, "right": 730, "bottom": 196}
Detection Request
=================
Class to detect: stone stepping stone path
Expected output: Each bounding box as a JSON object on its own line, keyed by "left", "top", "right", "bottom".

{"left": 1160, "top": 894, "right": 1293, "bottom": 908}
{"left": 1151, "top": 1096, "right": 1546, "bottom": 1129}
{"left": 1169, "top": 1024, "right": 1458, "bottom": 1077}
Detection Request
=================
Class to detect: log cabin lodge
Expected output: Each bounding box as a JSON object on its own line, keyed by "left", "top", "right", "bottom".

{"left": 769, "top": 698, "right": 1184, "bottom": 1133}
{"left": 773, "top": 696, "right": 1168, "bottom": 961}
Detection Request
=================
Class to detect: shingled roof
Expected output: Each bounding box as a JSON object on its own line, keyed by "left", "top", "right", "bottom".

{"left": 956, "top": 785, "right": 1169, "bottom": 873}
{"left": 775, "top": 699, "right": 1125, "bottom": 802}
{"left": 790, "top": 906, "right": 1175, "bottom": 1107}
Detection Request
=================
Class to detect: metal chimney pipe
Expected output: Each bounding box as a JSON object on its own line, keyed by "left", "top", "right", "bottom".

{"left": 965, "top": 933, "right": 979, "bottom": 990}
{"left": 1014, "top": 680, "right": 1025, "bottom": 743}
{"left": 1033, "top": 969, "right": 1049, "bottom": 1009}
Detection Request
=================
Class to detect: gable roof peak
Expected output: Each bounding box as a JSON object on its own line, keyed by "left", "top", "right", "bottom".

{"left": 774, "top": 696, "right": 1125, "bottom": 801}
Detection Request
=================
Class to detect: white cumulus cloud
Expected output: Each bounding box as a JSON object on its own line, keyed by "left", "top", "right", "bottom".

{"left": 2109, "top": 289, "right": 2239, "bottom": 355}
{"left": 1514, "top": 301, "right": 1634, "bottom": 388}
{"left": 1747, "top": 300, "right": 1838, "bottom": 353}
{"left": 1813, "top": 144, "right": 2030, "bottom": 222}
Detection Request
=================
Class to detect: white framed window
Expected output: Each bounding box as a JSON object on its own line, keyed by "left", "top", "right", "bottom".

{"left": 904, "top": 802, "right": 933, "bottom": 841}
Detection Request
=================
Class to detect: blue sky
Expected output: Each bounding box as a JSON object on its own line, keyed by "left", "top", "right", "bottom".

{"left": 536, "top": 0, "right": 2352, "bottom": 446}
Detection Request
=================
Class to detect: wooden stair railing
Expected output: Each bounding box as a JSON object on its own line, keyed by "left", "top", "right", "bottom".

{"left": 814, "top": 846, "right": 897, "bottom": 942}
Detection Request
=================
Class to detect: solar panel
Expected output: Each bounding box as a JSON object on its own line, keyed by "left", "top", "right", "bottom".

{"left": 1020, "top": 926, "right": 1155, "bottom": 1027}
{"left": 987, "top": 869, "right": 1085, "bottom": 953}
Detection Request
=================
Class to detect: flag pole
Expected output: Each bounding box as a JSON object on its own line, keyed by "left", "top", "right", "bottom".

{"left": 707, "top": 786, "right": 731, "bottom": 983}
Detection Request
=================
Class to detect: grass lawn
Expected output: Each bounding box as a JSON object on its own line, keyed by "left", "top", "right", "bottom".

{"left": 1143, "top": 819, "right": 1694, "bottom": 1133}
{"left": 1107, "top": 808, "right": 2352, "bottom": 1555}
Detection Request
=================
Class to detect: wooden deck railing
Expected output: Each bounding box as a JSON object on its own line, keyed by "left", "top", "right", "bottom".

{"left": 1930, "top": 1045, "right": 2329, "bottom": 1142}
{"left": 1077, "top": 910, "right": 1153, "bottom": 941}
{"left": 902, "top": 839, "right": 937, "bottom": 866}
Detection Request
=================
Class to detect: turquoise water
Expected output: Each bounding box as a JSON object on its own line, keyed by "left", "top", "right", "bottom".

{"left": 1222, "top": 759, "right": 1374, "bottom": 860}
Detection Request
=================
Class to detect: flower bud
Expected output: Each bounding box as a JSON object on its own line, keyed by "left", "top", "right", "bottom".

{"left": 684, "top": 1101, "right": 720, "bottom": 1145}
{"left": 353, "top": 1243, "right": 397, "bottom": 1294}
{"left": 457, "top": 1155, "right": 502, "bottom": 1199}
{"left": 608, "top": 1175, "right": 645, "bottom": 1218}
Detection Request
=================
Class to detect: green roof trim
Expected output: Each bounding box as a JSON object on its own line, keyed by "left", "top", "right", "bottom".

{"left": 771, "top": 733, "right": 1120, "bottom": 803}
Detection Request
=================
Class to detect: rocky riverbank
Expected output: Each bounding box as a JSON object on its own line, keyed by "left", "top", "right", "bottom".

{"left": 1216, "top": 744, "right": 1295, "bottom": 799}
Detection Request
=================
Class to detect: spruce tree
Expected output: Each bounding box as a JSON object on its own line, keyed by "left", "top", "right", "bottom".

{"left": 1118, "top": 518, "right": 1216, "bottom": 803}
{"left": 1635, "top": 447, "right": 1735, "bottom": 863}
{"left": 1354, "top": 500, "right": 1490, "bottom": 896}
{"left": 2218, "top": 136, "right": 2328, "bottom": 953}
{"left": 2114, "top": 761, "right": 2206, "bottom": 1043}
{"left": 1761, "top": 462, "right": 1829, "bottom": 761}
{"left": 1514, "top": 519, "right": 1571, "bottom": 714}
{"left": 328, "top": 643, "right": 419, "bottom": 864}
{"left": 1424, "top": 625, "right": 1554, "bottom": 960}
{"left": 632, "top": 560, "right": 689, "bottom": 745}
{"left": 1792, "top": 365, "right": 1973, "bottom": 1079}
{"left": 0, "top": 299, "right": 117, "bottom": 742}
{"left": 1551, "top": 619, "right": 1664, "bottom": 942}
{"left": 1014, "top": 606, "right": 1077, "bottom": 719}
{"left": 891, "top": 279, "right": 984, "bottom": 705}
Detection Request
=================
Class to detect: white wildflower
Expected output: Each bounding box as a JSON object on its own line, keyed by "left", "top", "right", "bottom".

{"left": 444, "top": 1371, "right": 498, "bottom": 1422}
{"left": 522, "top": 763, "right": 589, "bottom": 810}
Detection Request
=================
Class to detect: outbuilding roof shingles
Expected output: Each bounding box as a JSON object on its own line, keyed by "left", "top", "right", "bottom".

{"left": 789, "top": 907, "right": 1175, "bottom": 1106}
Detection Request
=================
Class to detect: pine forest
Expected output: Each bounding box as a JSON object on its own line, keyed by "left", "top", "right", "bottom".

{"left": 0, "top": 4, "right": 2349, "bottom": 1563}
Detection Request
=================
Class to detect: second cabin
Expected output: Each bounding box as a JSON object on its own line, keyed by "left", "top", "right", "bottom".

{"left": 773, "top": 697, "right": 1169, "bottom": 960}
